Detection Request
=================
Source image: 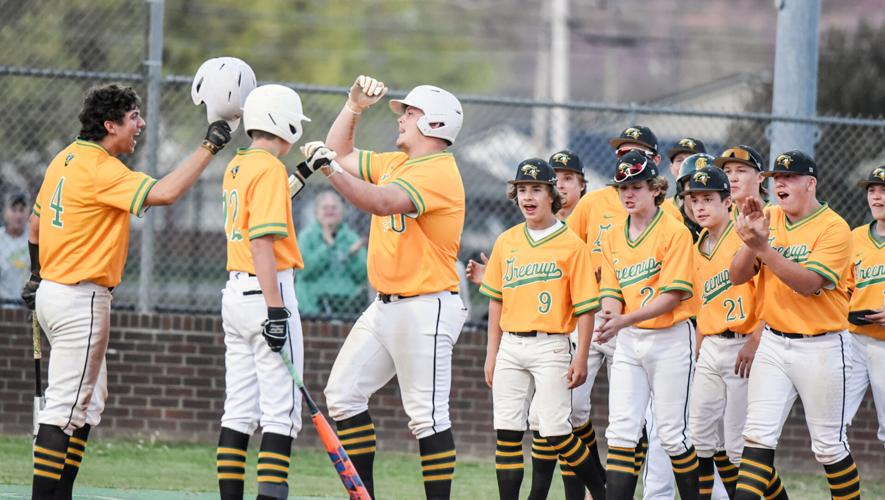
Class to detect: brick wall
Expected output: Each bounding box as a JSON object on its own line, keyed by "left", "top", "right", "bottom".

{"left": 1, "top": 307, "right": 881, "bottom": 477}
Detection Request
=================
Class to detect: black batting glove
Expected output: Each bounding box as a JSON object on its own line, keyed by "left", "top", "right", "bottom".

{"left": 202, "top": 120, "right": 232, "bottom": 155}
{"left": 262, "top": 307, "right": 290, "bottom": 352}
{"left": 21, "top": 274, "right": 41, "bottom": 310}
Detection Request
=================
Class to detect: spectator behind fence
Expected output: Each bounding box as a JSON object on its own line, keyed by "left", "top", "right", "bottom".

{"left": 0, "top": 191, "right": 29, "bottom": 303}
{"left": 296, "top": 190, "right": 368, "bottom": 315}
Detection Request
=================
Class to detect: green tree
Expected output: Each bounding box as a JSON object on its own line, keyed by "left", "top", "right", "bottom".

{"left": 728, "top": 21, "right": 885, "bottom": 226}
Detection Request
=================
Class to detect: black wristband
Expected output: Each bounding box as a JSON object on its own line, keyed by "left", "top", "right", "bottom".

{"left": 294, "top": 161, "right": 314, "bottom": 179}
{"left": 28, "top": 241, "right": 40, "bottom": 275}
{"left": 267, "top": 307, "right": 289, "bottom": 320}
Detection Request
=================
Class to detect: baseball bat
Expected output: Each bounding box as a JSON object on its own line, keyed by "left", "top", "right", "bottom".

{"left": 32, "top": 313, "right": 45, "bottom": 441}
{"left": 279, "top": 350, "right": 372, "bottom": 500}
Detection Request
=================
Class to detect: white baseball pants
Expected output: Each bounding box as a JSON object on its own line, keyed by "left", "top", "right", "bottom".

{"left": 743, "top": 328, "right": 852, "bottom": 464}
{"left": 324, "top": 292, "right": 467, "bottom": 439}
{"left": 606, "top": 321, "right": 696, "bottom": 455}
{"left": 35, "top": 280, "right": 112, "bottom": 435}
{"left": 221, "top": 270, "right": 303, "bottom": 438}
{"left": 845, "top": 333, "right": 885, "bottom": 446}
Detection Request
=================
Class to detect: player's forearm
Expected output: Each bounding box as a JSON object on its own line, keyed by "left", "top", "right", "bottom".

{"left": 600, "top": 297, "right": 623, "bottom": 314}
{"left": 28, "top": 214, "right": 39, "bottom": 244}
{"left": 729, "top": 245, "right": 758, "bottom": 285}
{"left": 623, "top": 292, "right": 682, "bottom": 326}
{"left": 146, "top": 148, "right": 214, "bottom": 207}
{"left": 486, "top": 300, "right": 504, "bottom": 355}
{"left": 756, "top": 246, "right": 829, "bottom": 296}
{"left": 251, "top": 237, "right": 283, "bottom": 307}
{"left": 575, "top": 313, "right": 593, "bottom": 360}
{"left": 326, "top": 105, "right": 361, "bottom": 157}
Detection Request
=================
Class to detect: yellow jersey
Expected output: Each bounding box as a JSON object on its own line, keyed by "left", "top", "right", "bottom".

{"left": 848, "top": 223, "right": 885, "bottom": 340}
{"left": 480, "top": 222, "right": 599, "bottom": 334}
{"left": 758, "top": 204, "right": 851, "bottom": 334}
{"left": 358, "top": 150, "right": 464, "bottom": 295}
{"left": 33, "top": 140, "right": 156, "bottom": 287}
{"left": 599, "top": 208, "right": 697, "bottom": 329}
{"left": 661, "top": 197, "right": 682, "bottom": 222}
{"left": 568, "top": 186, "right": 625, "bottom": 276}
{"left": 693, "top": 222, "right": 760, "bottom": 335}
{"left": 223, "top": 148, "right": 303, "bottom": 273}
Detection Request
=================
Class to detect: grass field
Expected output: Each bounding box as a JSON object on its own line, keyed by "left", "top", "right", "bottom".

{"left": 0, "top": 435, "right": 883, "bottom": 499}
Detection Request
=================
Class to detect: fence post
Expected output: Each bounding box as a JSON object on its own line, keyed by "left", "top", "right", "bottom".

{"left": 139, "top": 0, "right": 165, "bottom": 313}
{"left": 769, "top": 0, "right": 820, "bottom": 163}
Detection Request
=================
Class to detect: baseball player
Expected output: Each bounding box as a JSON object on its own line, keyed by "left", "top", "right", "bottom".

{"left": 683, "top": 166, "right": 788, "bottom": 500}
{"left": 467, "top": 150, "right": 607, "bottom": 500}
{"left": 303, "top": 75, "right": 466, "bottom": 500}
{"left": 21, "top": 84, "right": 231, "bottom": 500}
{"left": 595, "top": 150, "right": 700, "bottom": 500}
{"left": 662, "top": 137, "right": 707, "bottom": 225}
{"left": 215, "top": 84, "right": 312, "bottom": 500}
{"left": 712, "top": 145, "right": 767, "bottom": 220}
{"left": 670, "top": 152, "right": 716, "bottom": 241}
{"left": 480, "top": 158, "right": 605, "bottom": 500}
{"left": 729, "top": 151, "right": 860, "bottom": 499}
{"left": 845, "top": 166, "right": 885, "bottom": 447}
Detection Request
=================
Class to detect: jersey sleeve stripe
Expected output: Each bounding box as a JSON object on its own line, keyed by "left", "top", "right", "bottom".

{"left": 391, "top": 179, "right": 426, "bottom": 215}
{"left": 249, "top": 222, "right": 288, "bottom": 232}
{"left": 358, "top": 150, "right": 371, "bottom": 182}
{"left": 480, "top": 282, "right": 502, "bottom": 295}
{"left": 129, "top": 177, "right": 156, "bottom": 216}
{"left": 573, "top": 297, "right": 599, "bottom": 309}
{"left": 249, "top": 229, "right": 288, "bottom": 240}
{"left": 600, "top": 289, "right": 625, "bottom": 302}
{"left": 660, "top": 284, "right": 694, "bottom": 298}
{"left": 805, "top": 261, "right": 839, "bottom": 286}
{"left": 805, "top": 261, "right": 839, "bottom": 285}
{"left": 574, "top": 300, "right": 600, "bottom": 316}
{"left": 479, "top": 285, "right": 503, "bottom": 301}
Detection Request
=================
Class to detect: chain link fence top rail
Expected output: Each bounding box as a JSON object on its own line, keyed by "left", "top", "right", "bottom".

{"left": 2, "top": 1, "right": 885, "bottom": 323}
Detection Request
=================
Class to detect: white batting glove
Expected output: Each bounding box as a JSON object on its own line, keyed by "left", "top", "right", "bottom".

{"left": 347, "top": 75, "right": 387, "bottom": 114}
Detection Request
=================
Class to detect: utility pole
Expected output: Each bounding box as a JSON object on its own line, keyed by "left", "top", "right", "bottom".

{"left": 550, "top": 0, "right": 570, "bottom": 150}
{"left": 769, "top": 0, "right": 820, "bottom": 164}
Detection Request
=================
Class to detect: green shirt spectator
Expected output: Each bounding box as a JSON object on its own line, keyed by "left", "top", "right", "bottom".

{"left": 297, "top": 191, "right": 368, "bottom": 316}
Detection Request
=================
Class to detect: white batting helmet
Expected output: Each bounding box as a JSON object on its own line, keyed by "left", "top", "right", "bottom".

{"left": 389, "top": 85, "right": 463, "bottom": 145}
{"left": 191, "top": 57, "right": 257, "bottom": 132}
{"left": 243, "top": 84, "right": 311, "bottom": 145}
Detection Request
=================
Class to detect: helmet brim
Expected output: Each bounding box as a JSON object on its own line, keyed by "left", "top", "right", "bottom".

{"left": 389, "top": 98, "right": 417, "bottom": 115}
{"left": 609, "top": 138, "right": 656, "bottom": 152}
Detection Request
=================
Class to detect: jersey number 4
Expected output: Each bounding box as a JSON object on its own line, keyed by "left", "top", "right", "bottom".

{"left": 222, "top": 189, "right": 243, "bottom": 241}
{"left": 49, "top": 177, "right": 65, "bottom": 228}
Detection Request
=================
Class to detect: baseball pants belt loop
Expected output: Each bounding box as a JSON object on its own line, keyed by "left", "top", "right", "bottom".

{"left": 378, "top": 290, "right": 459, "bottom": 304}
{"left": 769, "top": 327, "right": 828, "bottom": 339}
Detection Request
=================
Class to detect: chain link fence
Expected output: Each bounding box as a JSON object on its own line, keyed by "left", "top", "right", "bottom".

{"left": 2, "top": 1, "right": 885, "bottom": 323}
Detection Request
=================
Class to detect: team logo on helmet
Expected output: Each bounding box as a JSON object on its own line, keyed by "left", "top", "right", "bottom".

{"left": 231, "top": 165, "right": 240, "bottom": 179}
{"left": 624, "top": 127, "right": 642, "bottom": 140}
{"left": 875, "top": 168, "right": 885, "bottom": 182}
{"left": 776, "top": 154, "right": 793, "bottom": 169}
{"left": 678, "top": 138, "right": 696, "bottom": 149}
{"left": 692, "top": 171, "right": 711, "bottom": 186}
{"left": 64, "top": 153, "right": 74, "bottom": 166}
{"left": 551, "top": 152, "right": 570, "bottom": 165}
{"left": 695, "top": 157, "right": 709, "bottom": 169}
{"left": 521, "top": 164, "right": 540, "bottom": 179}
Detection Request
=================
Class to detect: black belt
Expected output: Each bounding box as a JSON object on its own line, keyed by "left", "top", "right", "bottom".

{"left": 769, "top": 328, "right": 829, "bottom": 339}
{"left": 378, "top": 291, "right": 458, "bottom": 304}
{"left": 712, "top": 330, "right": 745, "bottom": 339}
{"left": 510, "top": 331, "right": 538, "bottom": 337}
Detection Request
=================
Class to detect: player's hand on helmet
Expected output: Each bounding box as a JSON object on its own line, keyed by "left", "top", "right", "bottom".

{"left": 483, "top": 351, "right": 496, "bottom": 389}
{"left": 567, "top": 356, "right": 588, "bottom": 389}
{"left": 202, "top": 120, "right": 232, "bottom": 155}
{"left": 465, "top": 253, "right": 489, "bottom": 286}
{"left": 262, "top": 307, "right": 290, "bottom": 352}
{"left": 347, "top": 75, "right": 387, "bottom": 113}
{"left": 734, "top": 332, "right": 760, "bottom": 378}
{"left": 20, "top": 273, "right": 41, "bottom": 310}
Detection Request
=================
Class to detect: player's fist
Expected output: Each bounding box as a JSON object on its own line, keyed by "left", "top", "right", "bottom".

{"left": 20, "top": 273, "right": 40, "bottom": 310}
{"left": 262, "top": 307, "right": 290, "bottom": 352}
{"left": 300, "top": 141, "right": 342, "bottom": 176}
{"left": 347, "top": 75, "right": 387, "bottom": 113}
{"left": 202, "top": 120, "right": 232, "bottom": 155}
{"left": 483, "top": 352, "right": 496, "bottom": 389}
{"left": 567, "top": 356, "right": 588, "bottom": 389}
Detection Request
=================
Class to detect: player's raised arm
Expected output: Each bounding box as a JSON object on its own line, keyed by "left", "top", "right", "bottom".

{"left": 324, "top": 75, "right": 388, "bottom": 177}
